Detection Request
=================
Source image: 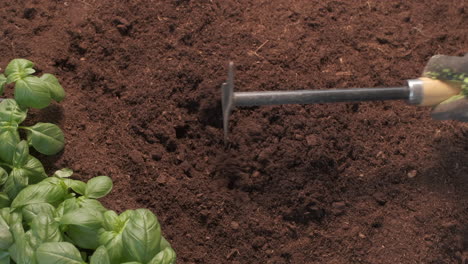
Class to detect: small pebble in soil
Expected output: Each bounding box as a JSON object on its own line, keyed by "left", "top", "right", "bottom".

{"left": 407, "top": 170, "right": 418, "bottom": 178}
{"left": 114, "top": 17, "right": 132, "bottom": 35}
{"left": 372, "top": 192, "right": 387, "bottom": 206}
{"left": 230, "top": 221, "right": 240, "bottom": 230}
{"left": 305, "top": 134, "right": 319, "bottom": 146}
{"left": 251, "top": 171, "right": 261, "bottom": 177}
{"left": 156, "top": 173, "right": 167, "bottom": 184}
{"left": 294, "top": 134, "right": 304, "bottom": 140}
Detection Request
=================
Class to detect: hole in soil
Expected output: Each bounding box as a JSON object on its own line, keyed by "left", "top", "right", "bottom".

{"left": 309, "top": 156, "right": 336, "bottom": 174}
{"left": 199, "top": 102, "right": 222, "bottom": 128}
{"left": 54, "top": 58, "right": 76, "bottom": 72}
{"left": 23, "top": 8, "right": 37, "bottom": 20}
{"left": 180, "top": 34, "right": 193, "bottom": 46}
{"left": 178, "top": 99, "right": 200, "bottom": 114}
{"left": 165, "top": 140, "right": 177, "bottom": 152}
{"left": 175, "top": 125, "right": 190, "bottom": 139}
{"left": 268, "top": 114, "right": 281, "bottom": 124}
{"left": 283, "top": 201, "right": 325, "bottom": 224}
{"left": 174, "top": 0, "right": 190, "bottom": 6}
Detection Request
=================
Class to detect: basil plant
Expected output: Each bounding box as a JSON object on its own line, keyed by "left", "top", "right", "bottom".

{"left": 0, "top": 59, "right": 65, "bottom": 201}
{"left": 0, "top": 169, "right": 176, "bottom": 264}
{"left": 0, "top": 59, "right": 65, "bottom": 109}
{"left": 0, "top": 59, "right": 176, "bottom": 264}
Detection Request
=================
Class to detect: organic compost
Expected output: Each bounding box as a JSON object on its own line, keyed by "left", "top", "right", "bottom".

{"left": 0, "top": 0, "right": 467, "bottom": 263}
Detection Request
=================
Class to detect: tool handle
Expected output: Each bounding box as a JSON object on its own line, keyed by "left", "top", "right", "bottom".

{"left": 234, "top": 87, "right": 410, "bottom": 106}
{"left": 408, "top": 77, "right": 462, "bottom": 106}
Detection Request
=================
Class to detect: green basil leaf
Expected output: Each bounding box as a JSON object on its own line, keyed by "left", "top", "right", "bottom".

{"left": 159, "top": 236, "right": 172, "bottom": 251}
{"left": 0, "top": 211, "right": 8, "bottom": 227}
{"left": 5, "top": 59, "right": 35, "bottom": 83}
{"left": 0, "top": 193, "right": 9, "bottom": 208}
{"left": 121, "top": 262, "right": 142, "bottom": 264}
{"left": 3, "top": 169, "right": 28, "bottom": 199}
{"left": 122, "top": 209, "right": 162, "bottom": 263}
{"left": 119, "top": 210, "right": 134, "bottom": 222}
{"left": 62, "top": 180, "right": 85, "bottom": 196}
{"left": 11, "top": 180, "right": 67, "bottom": 209}
{"left": 15, "top": 237, "right": 36, "bottom": 264}
{"left": 53, "top": 168, "right": 73, "bottom": 178}
{"left": 55, "top": 198, "right": 79, "bottom": 219}
{"left": 0, "top": 99, "right": 27, "bottom": 124}
{"left": 35, "top": 242, "right": 83, "bottom": 264}
{"left": 76, "top": 197, "right": 107, "bottom": 212}
{"left": 26, "top": 123, "right": 64, "bottom": 155}
{"left": 8, "top": 243, "right": 18, "bottom": 263}
{"left": 0, "top": 209, "right": 11, "bottom": 226}
{"left": 0, "top": 250, "right": 10, "bottom": 264}
{"left": 14, "top": 76, "right": 51, "bottom": 109}
{"left": 8, "top": 212, "right": 23, "bottom": 240}
{"left": 102, "top": 210, "right": 119, "bottom": 231}
{"left": 31, "top": 213, "right": 62, "bottom": 247}
{"left": 90, "top": 246, "right": 110, "bottom": 264}
{"left": 8, "top": 213, "right": 34, "bottom": 264}
{"left": 147, "top": 247, "right": 176, "bottom": 264}
{"left": 98, "top": 229, "right": 124, "bottom": 264}
{"left": 60, "top": 207, "right": 103, "bottom": 228}
{"left": 40, "top": 74, "right": 65, "bottom": 102}
{"left": 0, "top": 125, "right": 20, "bottom": 164}
{"left": 8, "top": 155, "right": 47, "bottom": 188}
{"left": 0, "top": 168, "right": 8, "bottom": 186}
{"left": 60, "top": 208, "right": 104, "bottom": 249}
{"left": 0, "top": 216, "right": 13, "bottom": 250}
{"left": 22, "top": 203, "right": 56, "bottom": 225}
{"left": 12, "top": 141, "right": 29, "bottom": 167}
{"left": 65, "top": 225, "right": 101, "bottom": 250}
{"left": 85, "top": 176, "right": 113, "bottom": 199}
{"left": 70, "top": 180, "right": 86, "bottom": 195}
{"left": 0, "top": 74, "right": 6, "bottom": 95}
{"left": 98, "top": 210, "right": 131, "bottom": 263}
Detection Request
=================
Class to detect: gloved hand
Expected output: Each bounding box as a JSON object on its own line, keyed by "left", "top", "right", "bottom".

{"left": 424, "top": 54, "right": 468, "bottom": 122}
{"left": 432, "top": 97, "right": 468, "bottom": 122}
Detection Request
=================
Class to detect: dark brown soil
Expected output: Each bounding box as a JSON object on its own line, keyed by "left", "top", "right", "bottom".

{"left": 1, "top": 0, "right": 467, "bottom": 263}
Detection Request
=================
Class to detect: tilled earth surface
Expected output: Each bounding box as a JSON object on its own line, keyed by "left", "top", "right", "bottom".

{"left": 1, "top": 0, "right": 467, "bottom": 263}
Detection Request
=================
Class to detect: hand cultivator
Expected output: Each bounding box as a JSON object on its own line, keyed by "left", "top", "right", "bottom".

{"left": 222, "top": 54, "right": 468, "bottom": 140}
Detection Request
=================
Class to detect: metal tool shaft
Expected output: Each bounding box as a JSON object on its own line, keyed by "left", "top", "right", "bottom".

{"left": 234, "top": 87, "right": 410, "bottom": 106}
{"left": 221, "top": 62, "right": 412, "bottom": 141}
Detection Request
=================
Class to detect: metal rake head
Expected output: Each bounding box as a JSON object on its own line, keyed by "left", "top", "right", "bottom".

{"left": 221, "top": 61, "right": 235, "bottom": 141}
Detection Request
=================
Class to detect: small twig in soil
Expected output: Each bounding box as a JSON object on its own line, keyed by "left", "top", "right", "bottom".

{"left": 10, "top": 41, "right": 16, "bottom": 57}
{"left": 248, "top": 40, "right": 269, "bottom": 59}
{"left": 254, "top": 40, "right": 269, "bottom": 53}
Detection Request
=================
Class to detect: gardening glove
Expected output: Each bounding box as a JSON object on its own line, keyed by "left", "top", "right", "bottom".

{"left": 431, "top": 96, "right": 468, "bottom": 121}
{"left": 423, "top": 53, "right": 468, "bottom": 122}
